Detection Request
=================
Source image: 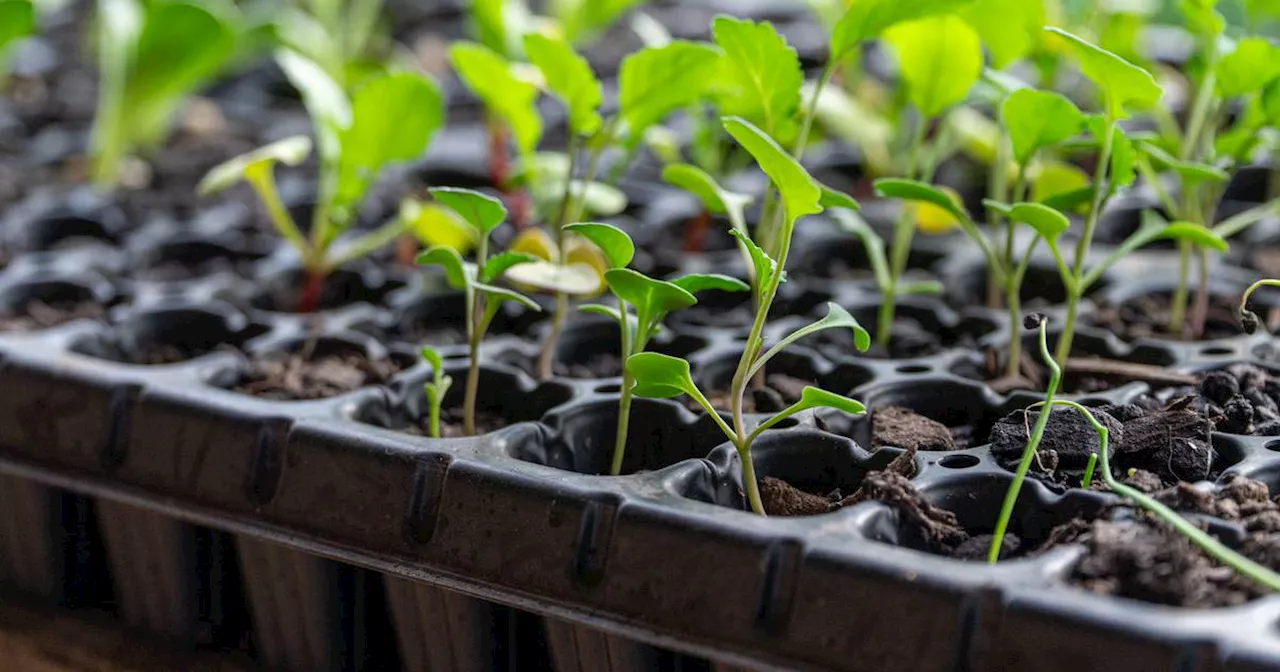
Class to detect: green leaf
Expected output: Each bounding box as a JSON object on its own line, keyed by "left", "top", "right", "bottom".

{"left": 481, "top": 251, "right": 537, "bottom": 284}
{"left": 468, "top": 0, "right": 507, "bottom": 54}
{"left": 1137, "top": 141, "right": 1229, "bottom": 184}
{"left": 874, "top": 178, "right": 968, "bottom": 222}
{"left": 1156, "top": 222, "right": 1230, "bottom": 252}
{"left": 982, "top": 199, "right": 1013, "bottom": 217}
{"left": 626, "top": 352, "right": 701, "bottom": 400}
{"left": 450, "top": 41, "right": 541, "bottom": 158}
{"left": 819, "top": 184, "right": 860, "bottom": 211}
{"left": 960, "top": 0, "right": 1041, "bottom": 68}
{"left": 417, "top": 246, "right": 473, "bottom": 290}
{"left": 830, "top": 0, "right": 975, "bottom": 62}
{"left": 722, "top": 116, "right": 823, "bottom": 225}
{"left": 0, "top": 1, "right": 35, "bottom": 55}
{"left": 661, "top": 163, "right": 753, "bottom": 224}
{"left": 565, "top": 223, "right": 634, "bottom": 269}
{"left": 1179, "top": 0, "right": 1226, "bottom": 37}
{"left": 580, "top": 303, "right": 624, "bottom": 323}
{"left": 711, "top": 16, "right": 803, "bottom": 138}
{"left": 1001, "top": 89, "right": 1085, "bottom": 165}
{"left": 618, "top": 41, "right": 721, "bottom": 141}
{"left": 336, "top": 72, "right": 443, "bottom": 213}
{"left": 277, "top": 48, "right": 351, "bottom": 161}
{"left": 728, "top": 228, "right": 778, "bottom": 292}
{"left": 1008, "top": 202, "right": 1071, "bottom": 241}
{"left": 420, "top": 345, "right": 445, "bottom": 372}
{"left": 1084, "top": 116, "right": 1136, "bottom": 192}
{"left": 402, "top": 199, "right": 478, "bottom": 253}
{"left": 429, "top": 187, "right": 508, "bottom": 237}
{"left": 1217, "top": 37, "right": 1280, "bottom": 98}
{"left": 883, "top": 15, "right": 983, "bottom": 119}
{"left": 1045, "top": 27, "right": 1161, "bottom": 119}
{"left": 524, "top": 33, "right": 603, "bottom": 137}
{"left": 198, "top": 136, "right": 312, "bottom": 195}
{"left": 553, "top": 0, "right": 645, "bottom": 43}
{"left": 505, "top": 260, "right": 603, "bottom": 296}
{"left": 749, "top": 387, "right": 866, "bottom": 440}
{"left": 605, "top": 268, "right": 697, "bottom": 315}
{"left": 748, "top": 302, "right": 869, "bottom": 381}
{"left": 670, "top": 274, "right": 750, "bottom": 295}
{"left": 475, "top": 282, "right": 542, "bottom": 312}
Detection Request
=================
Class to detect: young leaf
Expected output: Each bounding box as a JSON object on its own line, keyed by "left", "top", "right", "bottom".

{"left": 618, "top": 41, "right": 721, "bottom": 141}
{"left": 402, "top": 200, "right": 478, "bottom": 254}
{"left": 670, "top": 274, "right": 751, "bottom": 295}
{"left": 1009, "top": 202, "right": 1071, "bottom": 241}
{"left": 564, "top": 222, "right": 635, "bottom": 269}
{"left": 580, "top": 303, "right": 624, "bottom": 323}
{"left": 1180, "top": 0, "right": 1226, "bottom": 37}
{"left": 1137, "top": 141, "right": 1230, "bottom": 184}
{"left": 749, "top": 387, "right": 866, "bottom": 439}
{"left": 523, "top": 33, "right": 603, "bottom": 137}
{"left": 1156, "top": 222, "right": 1230, "bottom": 251}
{"left": 728, "top": 228, "right": 778, "bottom": 290}
{"left": 475, "top": 282, "right": 542, "bottom": 312}
{"left": 960, "top": 0, "right": 1041, "bottom": 68}
{"left": 883, "top": 15, "right": 983, "bottom": 119}
{"left": 505, "top": 261, "right": 604, "bottom": 296}
{"left": 277, "top": 48, "right": 352, "bottom": 160}
{"left": 1217, "top": 38, "right": 1280, "bottom": 98}
{"left": 819, "top": 184, "right": 860, "bottom": 211}
{"left": 450, "top": 42, "right": 542, "bottom": 158}
{"left": 336, "top": 72, "right": 443, "bottom": 211}
{"left": 1001, "top": 89, "right": 1085, "bottom": 165}
{"left": 605, "top": 269, "right": 697, "bottom": 315}
{"left": 421, "top": 345, "right": 446, "bottom": 373}
{"left": 0, "top": 1, "right": 35, "bottom": 56}
{"left": 1045, "top": 27, "right": 1161, "bottom": 119}
{"left": 830, "top": 0, "right": 975, "bottom": 63}
{"left": 874, "top": 178, "right": 967, "bottom": 222}
{"left": 198, "top": 136, "right": 312, "bottom": 195}
{"left": 661, "top": 163, "right": 753, "bottom": 229}
{"left": 722, "top": 116, "right": 823, "bottom": 224}
{"left": 626, "top": 352, "right": 701, "bottom": 400}
{"left": 982, "top": 199, "right": 1014, "bottom": 218}
{"left": 748, "top": 302, "right": 869, "bottom": 380}
{"left": 711, "top": 16, "right": 803, "bottom": 137}
{"left": 481, "top": 251, "right": 537, "bottom": 284}
{"left": 417, "top": 246, "right": 473, "bottom": 290}
{"left": 429, "top": 187, "right": 508, "bottom": 237}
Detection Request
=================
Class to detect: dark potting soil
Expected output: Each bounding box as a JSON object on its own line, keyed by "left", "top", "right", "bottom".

{"left": 0, "top": 300, "right": 107, "bottom": 333}
{"left": 691, "top": 374, "right": 810, "bottom": 414}
{"left": 235, "top": 350, "right": 405, "bottom": 401}
{"left": 982, "top": 351, "right": 1200, "bottom": 396}
{"left": 1090, "top": 292, "right": 1247, "bottom": 342}
{"left": 554, "top": 351, "right": 623, "bottom": 379}
{"left": 402, "top": 407, "right": 509, "bottom": 439}
{"left": 809, "top": 316, "right": 964, "bottom": 361}
{"left": 871, "top": 405, "right": 959, "bottom": 452}
{"left": 1162, "top": 366, "right": 1280, "bottom": 437}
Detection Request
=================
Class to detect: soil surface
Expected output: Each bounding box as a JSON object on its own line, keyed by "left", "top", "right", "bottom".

{"left": 554, "top": 351, "right": 623, "bottom": 379}
{"left": 235, "top": 350, "right": 404, "bottom": 401}
{"left": 691, "top": 374, "right": 811, "bottom": 414}
{"left": 871, "top": 406, "right": 958, "bottom": 452}
{"left": 403, "top": 407, "right": 509, "bottom": 438}
{"left": 1090, "top": 292, "right": 1246, "bottom": 342}
{"left": 0, "top": 300, "right": 107, "bottom": 333}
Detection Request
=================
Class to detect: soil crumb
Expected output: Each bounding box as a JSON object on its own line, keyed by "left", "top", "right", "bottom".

{"left": 872, "top": 406, "right": 957, "bottom": 452}
{"left": 236, "top": 350, "right": 404, "bottom": 401}
{"left": 760, "top": 477, "right": 840, "bottom": 516}
{"left": 1091, "top": 292, "right": 1246, "bottom": 342}
{"left": 842, "top": 471, "right": 968, "bottom": 551}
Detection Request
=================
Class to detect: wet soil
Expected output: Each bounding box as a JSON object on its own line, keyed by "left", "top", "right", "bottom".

{"left": 1090, "top": 292, "right": 1247, "bottom": 342}
{"left": 690, "top": 374, "right": 811, "bottom": 414}
{"left": 0, "top": 300, "right": 107, "bottom": 333}
{"left": 235, "top": 350, "right": 404, "bottom": 401}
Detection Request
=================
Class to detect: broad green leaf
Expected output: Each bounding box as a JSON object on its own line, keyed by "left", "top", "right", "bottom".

{"left": 661, "top": 163, "right": 753, "bottom": 230}
{"left": 417, "top": 246, "right": 473, "bottom": 289}
{"left": 1179, "top": 0, "right": 1226, "bottom": 37}
{"left": 420, "top": 345, "right": 445, "bottom": 372}
{"left": 1009, "top": 202, "right": 1071, "bottom": 240}
{"left": 723, "top": 116, "right": 823, "bottom": 224}
{"left": 1217, "top": 37, "right": 1280, "bottom": 98}
{"left": 605, "top": 268, "right": 697, "bottom": 315}
{"left": 0, "top": 1, "right": 35, "bottom": 55}
{"left": 524, "top": 33, "right": 602, "bottom": 137}
{"left": 670, "top": 274, "right": 751, "bottom": 295}
{"left": 749, "top": 387, "right": 866, "bottom": 439}
{"left": 402, "top": 200, "right": 478, "bottom": 254}
{"left": 1001, "top": 89, "right": 1085, "bottom": 165}
{"left": 336, "top": 72, "right": 443, "bottom": 212}
{"left": 1045, "top": 27, "right": 1160, "bottom": 119}
{"left": 475, "top": 282, "right": 542, "bottom": 312}
{"left": 883, "top": 15, "right": 983, "bottom": 119}
{"left": 819, "top": 184, "right": 860, "bottom": 211}
{"left": 198, "top": 136, "right": 312, "bottom": 194}
{"left": 960, "top": 0, "right": 1041, "bottom": 68}
{"left": 481, "top": 251, "right": 537, "bottom": 283}
{"left": 874, "top": 178, "right": 967, "bottom": 222}
{"left": 469, "top": 0, "right": 507, "bottom": 54}
{"left": 728, "top": 228, "right": 778, "bottom": 291}
{"left": 830, "top": 0, "right": 975, "bottom": 62}
{"left": 711, "top": 16, "right": 803, "bottom": 138}
{"left": 505, "top": 260, "right": 603, "bottom": 296}
{"left": 1156, "top": 222, "right": 1230, "bottom": 251}
{"left": 618, "top": 41, "right": 721, "bottom": 141}
{"left": 748, "top": 302, "right": 869, "bottom": 381}
{"left": 1137, "top": 142, "right": 1229, "bottom": 184}
{"left": 429, "top": 187, "right": 508, "bottom": 236}
{"left": 1032, "top": 160, "right": 1093, "bottom": 210}
{"left": 626, "top": 352, "right": 700, "bottom": 400}
{"left": 277, "top": 48, "right": 351, "bottom": 161}
{"left": 565, "top": 223, "right": 634, "bottom": 269}
{"left": 450, "top": 42, "right": 541, "bottom": 158}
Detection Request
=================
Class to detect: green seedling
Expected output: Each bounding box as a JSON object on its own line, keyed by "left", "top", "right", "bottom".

{"left": 1081, "top": 452, "right": 1098, "bottom": 490}
{"left": 199, "top": 49, "right": 443, "bottom": 313}
{"left": 573, "top": 223, "right": 749, "bottom": 475}
{"left": 417, "top": 188, "right": 540, "bottom": 436}
{"left": 627, "top": 117, "right": 869, "bottom": 515}
{"left": 92, "top": 0, "right": 240, "bottom": 188}
{"left": 419, "top": 346, "right": 453, "bottom": 439}
{"left": 0, "top": 0, "right": 35, "bottom": 87}
{"left": 988, "top": 316, "right": 1280, "bottom": 593}
{"left": 1240, "top": 279, "right": 1280, "bottom": 335}
{"left": 274, "top": 0, "right": 394, "bottom": 94}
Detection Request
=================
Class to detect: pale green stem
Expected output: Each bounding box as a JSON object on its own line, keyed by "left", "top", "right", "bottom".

{"left": 609, "top": 303, "right": 639, "bottom": 476}
{"left": 876, "top": 115, "right": 930, "bottom": 348}
{"left": 464, "top": 235, "right": 489, "bottom": 436}
{"left": 1056, "top": 116, "right": 1116, "bottom": 365}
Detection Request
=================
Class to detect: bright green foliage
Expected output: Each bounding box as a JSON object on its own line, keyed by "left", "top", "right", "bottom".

{"left": 1179, "top": 0, "right": 1226, "bottom": 37}
{"left": 524, "top": 34, "right": 602, "bottom": 136}
{"left": 431, "top": 186, "right": 509, "bottom": 235}
{"left": 564, "top": 223, "right": 634, "bottom": 268}
{"left": 1216, "top": 38, "right": 1280, "bottom": 98}
{"left": 0, "top": 0, "right": 34, "bottom": 70}
{"left": 618, "top": 41, "right": 721, "bottom": 143}
{"left": 1046, "top": 27, "right": 1161, "bottom": 119}
{"left": 960, "top": 0, "right": 1041, "bottom": 68}
{"left": 420, "top": 346, "right": 453, "bottom": 439}
{"left": 883, "top": 15, "right": 983, "bottom": 119}
{"left": 450, "top": 41, "right": 542, "bottom": 159}
{"left": 711, "top": 17, "right": 803, "bottom": 139}
{"left": 723, "top": 117, "right": 822, "bottom": 225}
{"left": 1008, "top": 203, "right": 1070, "bottom": 241}
{"left": 1001, "top": 89, "right": 1085, "bottom": 165}
{"left": 874, "top": 178, "right": 966, "bottom": 222}
{"left": 92, "top": 0, "right": 239, "bottom": 187}
{"left": 829, "top": 0, "right": 975, "bottom": 62}
{"left": 275, "top": 0, "right": 391, "bottom": 93}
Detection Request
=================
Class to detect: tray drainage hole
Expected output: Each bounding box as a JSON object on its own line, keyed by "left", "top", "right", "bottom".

{"left": 1266, "top": 440, "right": 1280, "bottom": 453}
{"left": 1201, "top": 345, "right": 1235, "bottom": 357}
{"left": 938, "top": 454, "right": 980, "bottom": 469}
{"left": 896, "top": 364, "right": 931, "bottom": 375}
{"left": 444, "top": 352, "right": 469, "bottom": 360}
{"left": 595, "top": 384, "right": 622, "bottom": 395}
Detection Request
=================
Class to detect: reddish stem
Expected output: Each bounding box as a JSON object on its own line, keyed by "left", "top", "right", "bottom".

{"left": 396, "top": 235, "right": 418, "bottom": 268}
{"left": 487, "top": 123, "right": 532, "bottom": 229}
{"left": 683, "top": 210, "right": 712, "bottom": 253}
{"left": 298, "top": 269, "right": 326, "bottom": 314}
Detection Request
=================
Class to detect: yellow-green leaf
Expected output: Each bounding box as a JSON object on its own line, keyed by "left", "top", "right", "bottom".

{"left": 524, "top": 33, "right": 602, "bottom": 137}
{"left": 450, "top": 41, "right": 542, "bottom": 158}
{"left": 883, "top": 15, "right": 984, "bottom": 119}
{"left": 1046, "top": 27, "right": 1161, "bottom": 119}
